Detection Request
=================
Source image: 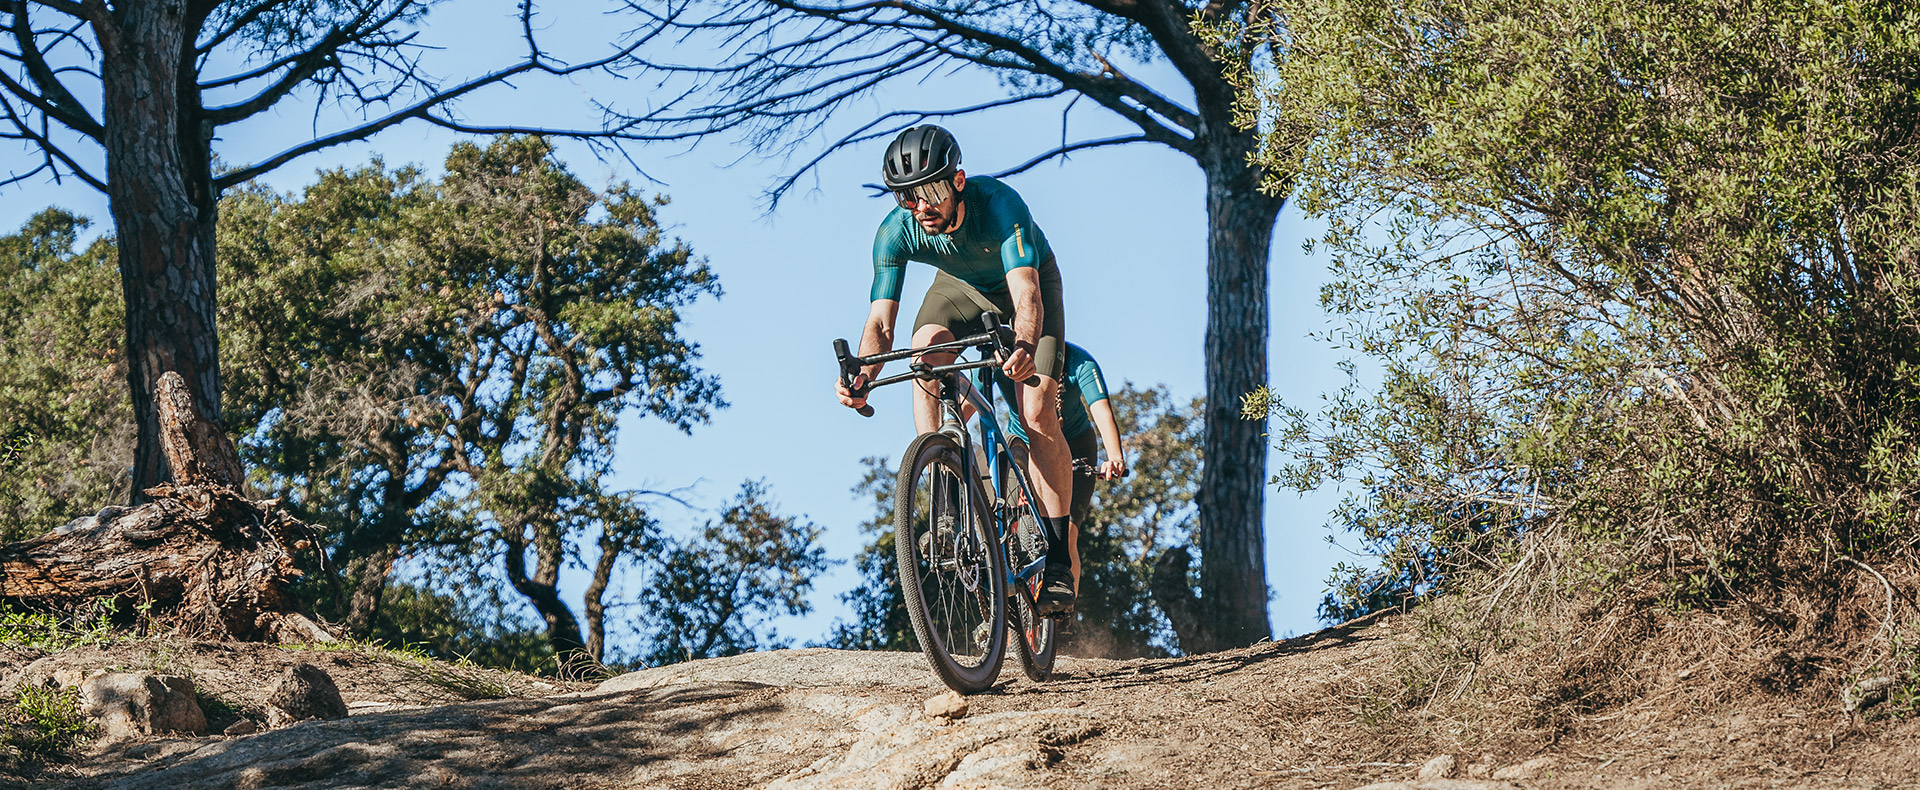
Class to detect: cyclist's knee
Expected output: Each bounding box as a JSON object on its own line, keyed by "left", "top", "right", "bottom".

{"left": 1020, "top": 378, "right": 1062, "bottom": 426}
{"left": 912, "top": 323, "right": 955, "bottom": 345}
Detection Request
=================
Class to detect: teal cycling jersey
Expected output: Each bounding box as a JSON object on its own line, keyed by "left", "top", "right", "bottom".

{"left": 871, "top": 175, "right": 1054, "bottom": 302}
{"left": 975, "top": 342, "right": 1109, "bottom": 442}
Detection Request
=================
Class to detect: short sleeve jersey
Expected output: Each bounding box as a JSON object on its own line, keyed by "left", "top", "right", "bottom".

{"left": 974, "top": 343, "right": 1110, "bottom": 442}
{"left": 871, "top": 176, "right": 1053, "bottom": 301}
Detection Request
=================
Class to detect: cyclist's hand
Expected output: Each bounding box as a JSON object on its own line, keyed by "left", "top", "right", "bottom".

{"left": 1099, "top": 457, "right": 1128, "bottom": 480}
{"left": 1001, "top": 345, "right": 1036, "bottom": 383}
{"left": 836, "top": 373, "right": 871, "bottom": 410}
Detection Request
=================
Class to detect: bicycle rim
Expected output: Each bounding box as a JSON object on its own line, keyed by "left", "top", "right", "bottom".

{"left": 1012, "top": 575, "right": 1058, "bottom": 682}
{"left": 1003, "top": 469, "right": 1057, "bottom": 681}
{"left": 896, "top": 432, "right": 1007, "bottom": 693}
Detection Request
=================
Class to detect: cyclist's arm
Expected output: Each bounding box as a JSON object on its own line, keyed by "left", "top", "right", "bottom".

{"left": 1003, "top": 267, "right": 1043, "bottom": 381}
{"left": 858, "top": 298, "right": 898, "bottom": 380}
{"left": 1088, "top": 398, "right": 1126, "bottom": 478}
{"left": 863, "top": 215, "right": 913, "bottom": 380}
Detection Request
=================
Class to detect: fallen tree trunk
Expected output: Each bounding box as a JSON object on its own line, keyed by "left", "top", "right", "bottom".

{"left": 0, "top": 373, "right": 330, "bottom": 642}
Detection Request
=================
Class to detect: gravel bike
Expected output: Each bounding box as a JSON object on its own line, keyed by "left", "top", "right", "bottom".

{"left": 834, "top": 312, "right": 1059, "bottom": 693}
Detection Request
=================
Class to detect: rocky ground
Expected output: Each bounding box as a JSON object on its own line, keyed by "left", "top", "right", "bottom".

{"left": 4, "top": 614, "right": 1918, "bottom": 789}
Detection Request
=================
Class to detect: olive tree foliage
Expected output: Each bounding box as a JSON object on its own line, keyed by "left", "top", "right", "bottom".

{"left": 1231, "top": 0, "right": 1920, "bottom": 633}
{"left": 0, "top": 209, "right": 127, "bottom": 539}
{"left": 0, "top": 140, "right": 830, "bottom": 668}
{"left": 0, "top": 0, "right": 661, "bottom": 499}
{"left": 828, "top": 383, "right": 1201, "bottom": 658}
{"left": 821, "top": 456, "right": 912, "bottom": 652}
{"left": 220, "top": 136, "right": 722, "bottom": 662}
{"left": 1075, "top": 384, "right": 1201, "bottom": 658}
{"left": 629, "top": 480, "right": 831, "bottom": 667}
{"left": 620, "top": 0, "right": 1288, "bottom": 651}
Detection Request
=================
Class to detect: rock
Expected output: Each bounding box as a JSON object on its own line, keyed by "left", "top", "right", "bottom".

{"left": 1419, "top": 754, "right": 1458, "bottom": 780}
{"left": 1491, "top": 756, "right": 1555, "bottom": 780}
{"left": 1465, "top": 754, "right": 1494, "bottom": 779}
{"left": 223, "top": 719, "right": 258, "bottom": 736}
{"left": 1843, "top": 676, "right": 1897, "bottom": 713}
{"left": 52, "top": 667, "right": 101, "bottom": 689}
{"left": 924, "top": 689, "right": 969, "bottom": 721}
{"left": 78, "top": 672, "right": 207, "bottom": 738}
{"left": 266, "top": 662, "right": 348, "bottom": 728}
{"left": 767, "top": 706, "right": 1097, "bottom": 789}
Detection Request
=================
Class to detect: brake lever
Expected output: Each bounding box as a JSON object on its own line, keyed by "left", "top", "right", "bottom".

{"left": 832, "top": 338, "right": 874, "bottom": 418}
{"left": 978, "top": 314, "right": 1041, "bottom": 387}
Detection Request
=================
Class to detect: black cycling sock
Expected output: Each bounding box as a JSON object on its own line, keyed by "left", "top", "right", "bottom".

{"left": 1043, "top": 515, "right": 1072, "bottom": 566}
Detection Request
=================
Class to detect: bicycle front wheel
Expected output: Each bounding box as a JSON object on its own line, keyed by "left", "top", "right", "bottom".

{"left": 896, "top": 431, "right": 1008, "bottom": 693}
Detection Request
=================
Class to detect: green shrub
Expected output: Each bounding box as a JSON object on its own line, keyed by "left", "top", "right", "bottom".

{"left": 0, "top": 685, "right": 92, "bottom": 772}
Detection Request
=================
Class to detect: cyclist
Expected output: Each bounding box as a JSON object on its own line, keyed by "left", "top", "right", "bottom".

{"left": 835, "top": 124, "right": 1080, "bottom": 615}
{"left": 971, "top": 342, "right": 1126, "bottom": 601}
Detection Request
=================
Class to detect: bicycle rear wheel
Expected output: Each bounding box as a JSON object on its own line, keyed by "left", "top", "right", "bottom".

{"left": 896, "top": 431, "right": 1007, "bottom": 693}
{"left": 1001, "top": 458, "right": 1057, "bottom": 682}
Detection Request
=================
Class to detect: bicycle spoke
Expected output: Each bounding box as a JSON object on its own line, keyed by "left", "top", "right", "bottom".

{"left": 913, "top": 455, "right": 992, "bottom": 668}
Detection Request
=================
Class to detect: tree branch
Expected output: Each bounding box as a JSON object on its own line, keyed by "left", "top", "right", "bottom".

{"left": 21, "top": 0, "right": 96, "bottom": 24}
{"left": 3, "top": 1, "right": 102, "bottom": 138}
{"left": 991, "top": 134, "right": 1152, "bottom": 178}
{"left": 0, "top": 90, "right": 103, "bottom": 189}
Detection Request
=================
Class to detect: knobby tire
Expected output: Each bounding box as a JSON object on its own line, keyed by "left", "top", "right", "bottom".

{"left": 896, "top": 431, "right": 1007, "bottom": 693}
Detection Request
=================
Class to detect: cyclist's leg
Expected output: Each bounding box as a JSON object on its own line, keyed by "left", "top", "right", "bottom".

{"left": 1066, "top": 428, "right": 1098, "bottom": 591}
{"left": 909, "top": 272, "right": 978, "bottom": 435}
{"left": 1016, "top": 376, "right": 1072, "bottom": 522}
{"left": 990, "top": 257, "right": 1071, "bottom": 527}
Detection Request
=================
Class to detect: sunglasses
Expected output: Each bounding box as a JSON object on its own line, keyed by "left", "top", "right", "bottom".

{"left": 894, "top": 177, "right": 957, "bottom": 209}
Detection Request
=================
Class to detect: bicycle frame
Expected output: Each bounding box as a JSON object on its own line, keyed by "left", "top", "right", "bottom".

{"left": 834, "top": 313, "right": 1052, "bottom": 591}
{"left": 960, "top": 375, "right": 1049, "bottom": 587}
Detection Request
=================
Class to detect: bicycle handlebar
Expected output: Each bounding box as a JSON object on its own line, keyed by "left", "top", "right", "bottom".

{"left": 834, "top": 312, "right": 1040, "bottom": 418}
{"left": 833, "top": 338, "right": 875, "bottom": 417}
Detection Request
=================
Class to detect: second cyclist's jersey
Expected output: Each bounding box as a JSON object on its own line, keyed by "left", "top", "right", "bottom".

{"left": 975, "top": 343, "right": 1110, "bottom": 442}
{"left": 871, "top": 176, "right": 1054, "bottom": 302}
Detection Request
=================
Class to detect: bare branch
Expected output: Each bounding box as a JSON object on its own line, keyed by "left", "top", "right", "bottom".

{"left": 195, "top": 0, "right": 306, "bottom": 55}
{"left": 202, "top": 2, "right": 414, "bottom": 126}
{"left": 216, "top": 3, "right": 653, "bottom": 188}
{"left": 790, "top": 0, "right": 1200, "bottom": 136}
{"left": 21, "top": 0, "right": 96, "bottom": 24}
{"left": 0, "top": 90, "right": 103, "bottom": 189}
{"left": 763, "top": 88, "right": 1067, "bottom": 206}
{"left": 991, "top": 134, "right": 1152, "bottom": 178}
{"left": 5, "top": 0, "right": 102, "bottom": 138}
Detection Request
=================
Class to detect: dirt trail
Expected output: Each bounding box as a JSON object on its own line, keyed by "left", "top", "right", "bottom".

{"left": 14, "top": 616, "right": 1920, "bottom": 789}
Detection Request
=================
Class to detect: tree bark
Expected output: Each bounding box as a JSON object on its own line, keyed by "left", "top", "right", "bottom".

{"left": 584, "top": 531, "right": 622, "bottom": 663}
{"left": 502, "top": 523, "right": 590, "bottom": 659}
{"left": 0, "top": 488, "right": 321, "bottom": 641}
{"left": 0, "top": 373, "right": 324, "bottom": 642}
{"left": 99, "top": 0, "right": 236, "bottom": 501}
{"left": 1149, "top": 546, "right": 1209, "bottom": 650}
{"left": 1196, "top": 148, "right": 1284, "bottom": 649}
{"left": 340, "top": 542, "right": 399, "bottom": 638}
{"left": 1153, "top": 115, "right": 1288, "bottom": 654}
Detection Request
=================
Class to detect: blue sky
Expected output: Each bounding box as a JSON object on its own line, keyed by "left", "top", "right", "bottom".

{"left": 2, "top": 1, "right": 1361, "bottom": 650}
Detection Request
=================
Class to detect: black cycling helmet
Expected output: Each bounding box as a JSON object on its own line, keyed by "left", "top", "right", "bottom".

{"left": 882, "top": 125, "right": 962, "bottom": 189}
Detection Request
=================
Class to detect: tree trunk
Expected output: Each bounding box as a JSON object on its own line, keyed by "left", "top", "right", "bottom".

{"left": 584, "top": 531, "right": 622, "bottom": 663}
{"left": 99, "top": 0, "right": 234, "bottom": 501}
{"left": 0, "top": 488, "right": 324, "bottom": 641}
{"left": 502, "top": 525, "right": 590, "bottom": 659}
{"left": 1199, "top": 158, "right": 1283, "bottom": 649}
{"left": 0, "top": 373, "right": 325, "bottom": 642}
{"left": 340, "top": 542, "right": 399, "bottom": 638}
{"left": 1154, "top": 125, "right": 1286, "bottom": 654}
